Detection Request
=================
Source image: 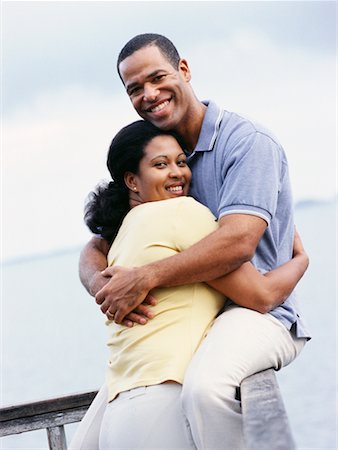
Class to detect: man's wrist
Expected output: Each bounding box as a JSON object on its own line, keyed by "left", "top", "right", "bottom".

{"left": 137, "top": 264, "right": 160, "bottom": 291}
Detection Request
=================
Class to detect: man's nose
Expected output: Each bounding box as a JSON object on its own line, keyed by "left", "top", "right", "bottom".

{"left": 143, "top": 83, "right": 159, "bottom": 102}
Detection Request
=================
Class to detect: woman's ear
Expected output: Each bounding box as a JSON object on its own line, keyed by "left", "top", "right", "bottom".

{"left": 124, "top": 172, "right": 139, "bottom": 193}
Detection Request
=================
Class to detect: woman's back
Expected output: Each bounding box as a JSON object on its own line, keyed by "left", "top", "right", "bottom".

{"left": 106, "top": 197, "right": 225, "bottom": 401}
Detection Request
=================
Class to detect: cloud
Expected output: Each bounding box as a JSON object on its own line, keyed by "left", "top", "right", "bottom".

{"left": 2, "top": 31, "right": 336, "bottom": 261}
{"left": 187, "top": 32, "right": 336, "bottom": 201}
{"left": 3, "top": 86, "right": 139, "bottom": 261}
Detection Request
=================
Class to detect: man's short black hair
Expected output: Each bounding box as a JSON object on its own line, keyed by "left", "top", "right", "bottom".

{"left": 117, "top": 33, "right": 181, "bottom": 78}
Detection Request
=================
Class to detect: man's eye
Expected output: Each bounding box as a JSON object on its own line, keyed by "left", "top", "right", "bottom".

{"left": 154, "top": 75, "right": 165, "bottom": 82}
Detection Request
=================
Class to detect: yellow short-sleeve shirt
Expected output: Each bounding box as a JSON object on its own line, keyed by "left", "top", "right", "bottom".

{"left": 106, "top": 197, "right": 225, "bottom": 401}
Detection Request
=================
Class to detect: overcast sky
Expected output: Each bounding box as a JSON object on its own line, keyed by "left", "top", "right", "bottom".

{"left": 2, "top": 1, "right": 337, "bottom": 261}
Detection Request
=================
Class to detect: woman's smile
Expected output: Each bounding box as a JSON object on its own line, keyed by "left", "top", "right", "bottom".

{"left": 125, "top": 134, "right": 191, "bottom": 205}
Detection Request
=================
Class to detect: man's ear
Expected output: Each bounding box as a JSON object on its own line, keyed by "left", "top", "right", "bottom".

{"left": 124, "top": 172, "right": 139, "bottom": 192}
{"left": 179, "top": 59, "right": 191, "bottom": 82}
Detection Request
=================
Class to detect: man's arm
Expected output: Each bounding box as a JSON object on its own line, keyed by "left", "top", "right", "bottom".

{"left": 208, "top": 228, "right": 309, "bottom": 313}
{"left": 79, "top": 236, "right": 111, "bottom": 296}
{"left": 96, "top": 214, "right": 267, "bottom": 323}
{"left": 79, "top": 236, "right": 157, "bottom": 326}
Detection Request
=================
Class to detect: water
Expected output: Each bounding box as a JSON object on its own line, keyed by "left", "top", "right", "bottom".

{"left": 1, "top": 201, "right": 337, "bottom": 449}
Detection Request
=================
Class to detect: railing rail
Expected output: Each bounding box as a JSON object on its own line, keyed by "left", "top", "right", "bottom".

{"left": 1, "top": 370, "right": 295, "bottom": 449}
{"left": 0, "top": 390, "right": 98, "bottom": 449}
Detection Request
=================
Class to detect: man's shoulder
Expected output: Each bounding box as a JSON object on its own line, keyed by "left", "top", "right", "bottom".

{"left": 203, "top": 100, "right": 281, "bottom": 147}
{"left": 221, "top": 109, "right": 281, "bottom": 147}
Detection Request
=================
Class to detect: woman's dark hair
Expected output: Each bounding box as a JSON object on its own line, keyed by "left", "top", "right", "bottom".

{"left": 84, "top": 120, "right": 185, "bottom": 244}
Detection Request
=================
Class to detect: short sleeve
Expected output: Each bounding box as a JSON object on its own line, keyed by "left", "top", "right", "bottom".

{"left": 218, "top": 132, "right": 283, "bottom": 225}
{"left": 173, "top": 197, "right": 219, "bottom": 251}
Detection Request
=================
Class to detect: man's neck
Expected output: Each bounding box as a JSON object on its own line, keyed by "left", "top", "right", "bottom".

{"left": 176, "top": 101, "right": 207, "bottom": 152}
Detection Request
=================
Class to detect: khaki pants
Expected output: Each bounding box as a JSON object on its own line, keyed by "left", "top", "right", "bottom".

{"left": 181, "top": 306, "right": 306, "bottom": 450}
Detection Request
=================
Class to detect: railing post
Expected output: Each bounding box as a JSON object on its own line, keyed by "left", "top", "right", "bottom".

{"left": 46, "top": 425, "right": 67, "bottom": 450}
{"left": 241, "top": 369, "right": 296, "bottom": 450}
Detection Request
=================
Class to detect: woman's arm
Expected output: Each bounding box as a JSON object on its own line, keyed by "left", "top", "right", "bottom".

{"left": 207, "top": 229, "right": 309, "bottom": 314}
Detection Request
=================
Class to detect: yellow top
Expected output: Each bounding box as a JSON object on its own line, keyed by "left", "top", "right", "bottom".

{"left": 106, "top": 196, "right": 224, "bottom": 401}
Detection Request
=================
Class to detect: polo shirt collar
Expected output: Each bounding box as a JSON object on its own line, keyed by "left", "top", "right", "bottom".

{"left": 194, "top": 100, "right": 224, "bottom": 152}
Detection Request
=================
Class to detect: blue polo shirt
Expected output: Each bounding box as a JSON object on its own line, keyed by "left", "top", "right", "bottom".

{"left": 187, "top": 100, "right": 310, "bottom": 339}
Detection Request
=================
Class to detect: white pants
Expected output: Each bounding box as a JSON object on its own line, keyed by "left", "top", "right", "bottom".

{"left": 69, "top": 384, "right": 108, "bottom": 450}
{"left": 181, "top": 306, "right": 306, "bottom": 450}
{"left": 99, "top": 384, "right": 195, "bottom": 449}
{"left": 69, "top": 306, "right": 306, "bottom": 450}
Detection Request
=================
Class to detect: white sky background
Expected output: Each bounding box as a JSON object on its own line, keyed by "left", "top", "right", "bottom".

{"left": 2, "top": 1, "right": 337, "bottom": 261}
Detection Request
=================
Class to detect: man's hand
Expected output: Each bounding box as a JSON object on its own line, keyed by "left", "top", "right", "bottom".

{"left": 95, "top": 266, "right": 156, "bottom": 325}
{"left": 88, "top": 270, "right": 112, "bottom": 297}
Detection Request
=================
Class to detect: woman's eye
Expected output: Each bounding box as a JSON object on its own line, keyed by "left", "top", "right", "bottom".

{"left": 154, "top": 162, "right": 167, "bottom": 168}
{"left": 177, "top": 160, "right": 187, "bottom": 166}
{"left": 129, "top": 87, "right": 141, "bottom": 96}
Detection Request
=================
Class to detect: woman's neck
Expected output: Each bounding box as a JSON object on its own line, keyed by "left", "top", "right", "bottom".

{"left": 129, "top": 193, "right": 144, "bottom": 209}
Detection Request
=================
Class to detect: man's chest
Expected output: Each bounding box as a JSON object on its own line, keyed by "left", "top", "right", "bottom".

{"left": 187, "top": 151, "right": 224, "bottom": 217}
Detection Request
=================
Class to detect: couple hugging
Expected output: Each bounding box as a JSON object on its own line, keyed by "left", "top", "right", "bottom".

{"left": 71, "top": 33, "right": 310, "bottom": 450}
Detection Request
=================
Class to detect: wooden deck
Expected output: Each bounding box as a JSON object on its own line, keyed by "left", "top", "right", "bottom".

{"left": 0, "top": 369, "right": 295, "bottom": 449}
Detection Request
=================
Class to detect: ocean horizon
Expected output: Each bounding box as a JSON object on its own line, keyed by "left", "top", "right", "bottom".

{"left": 2, "top": 199, "right": 337, "bottom": 449}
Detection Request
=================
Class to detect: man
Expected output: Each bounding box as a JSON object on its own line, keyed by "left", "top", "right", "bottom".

{"left": 78, "top": 34, "right": 310, "bottom": 449}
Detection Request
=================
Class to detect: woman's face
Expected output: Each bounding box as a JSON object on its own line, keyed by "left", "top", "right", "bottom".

{"left": 125, "top": 135, "right": 191, "bottom": 203}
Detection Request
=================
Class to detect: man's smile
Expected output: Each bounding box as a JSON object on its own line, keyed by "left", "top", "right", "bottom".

{"left": 146, "top": 99, "right": 171, "bottom": 114}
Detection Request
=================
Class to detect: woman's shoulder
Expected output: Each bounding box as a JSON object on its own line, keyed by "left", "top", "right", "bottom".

{"left": 160, "top": 196, "right": 211, "bottom": 211}
{"left": 158, "top": 197, "right": 215, "bottom": 218}
{"left": 174, "top": 196, "right": 216, "bottom": 218}
{"left": 123, "top": 197, "right": 216, "bottom": 226}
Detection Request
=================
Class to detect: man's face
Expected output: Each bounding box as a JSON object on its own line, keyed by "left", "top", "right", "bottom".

{"left": 119, "top": 45, "right": 192, "bottom": 131}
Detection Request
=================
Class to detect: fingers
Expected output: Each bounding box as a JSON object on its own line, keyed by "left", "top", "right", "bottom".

{"left": 124, "top": 312, "right": 148, "bottom": 325}
{"left": 97, "top": 296, "right": 156, "bottom": 324}
{"left": 106, "top": 310, "right": 153, "bottom": 327}
{"left": 134, "top": 304, "right": 155, "bottom": 319}
{"left": 111, "top": 302, "right": 155, "bottom": 325}
{"left": 114, "top": 305, "right": 135, "bottom": 324}
{"left": 121, "top": 319, "right": 134, "bottom": 328}
{"left": 104, "top": 300, "right": 155, "bottom": 328}
{"left": 99, "top": 298, "right": 112, "bottom": 314}
{"left": 95, "top": 284, "right": 107, "bottom": 306}
{"left": 143, "top": 294, "right": 158, "bottom": 306}
{"left": 106, "top": 310, "right": 115, "bottom": 321}
{"left": 101, "top": 266, "right": 116, "bottom": 277}
{"left": 106, "top": 310, "right": 133, "bottom": 328}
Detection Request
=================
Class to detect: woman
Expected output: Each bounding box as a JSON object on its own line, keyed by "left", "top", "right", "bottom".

{"left": 71, "top": 120, "right": 308, "bottom": 449}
